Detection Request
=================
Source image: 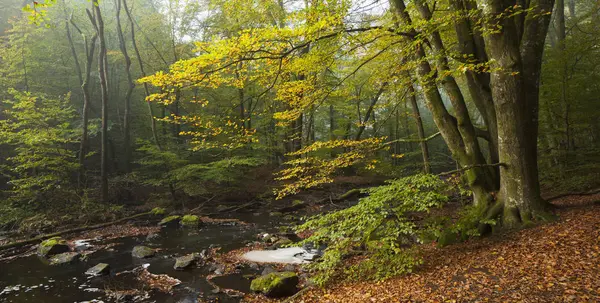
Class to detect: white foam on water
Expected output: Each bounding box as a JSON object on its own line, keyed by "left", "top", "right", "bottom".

{"left": 241, "top": 247, "right": 308, "bottom": 264}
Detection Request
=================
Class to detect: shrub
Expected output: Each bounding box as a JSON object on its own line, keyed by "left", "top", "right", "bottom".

{"left": 296, "top": 174, "right": 451, "bottom": 285}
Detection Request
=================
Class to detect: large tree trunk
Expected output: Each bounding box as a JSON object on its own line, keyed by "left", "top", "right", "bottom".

{"left": 479, "top": 0, "right": 554, "bottom": 227}
{"left": 391, "top": 0, "right": 554, "bottom": 227}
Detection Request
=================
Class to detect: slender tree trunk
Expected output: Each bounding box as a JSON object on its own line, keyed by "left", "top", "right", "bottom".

{"left": 391, "top": 0, "right": 497, "bottom": 207}
{"left": 355, "top": 84, "right": 386, "bottom": 140}
{"left": 64, "top": 15, "right": 97, "bottom": 188}
{"left": 89, "top": 1, "right": 109, "bottom": 202}
{"left": 115, "top": 0, "right": 135, "bottom": 173}
{"left": 122, "top": 0, "right": 160, "bottom": 149}
{"left": 407, "top": 83, "right": 431, "bottom": 174}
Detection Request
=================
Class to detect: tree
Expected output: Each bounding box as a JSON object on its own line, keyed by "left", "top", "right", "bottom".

{"left": 143, "top": 0, "right": 556, "bottom": 228}
{"left": 0, "top": 90, "right": 80, "bottom": 210}
{"left": 63, "top": 1, "right": 97, "bottom": 187}
{"left": 87, "top": 0, "right": 110, "bottom": 202}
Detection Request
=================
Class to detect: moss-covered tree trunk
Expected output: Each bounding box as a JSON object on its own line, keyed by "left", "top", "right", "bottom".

{"left": 391, "top": 0, "right": 555, "bottom": 228}
{"left": 479, "top": 0, "right": 554, "bottom": 226}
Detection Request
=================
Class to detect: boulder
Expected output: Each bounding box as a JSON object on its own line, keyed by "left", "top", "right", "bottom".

{"left": 250, "top": 272, "right": 299, "bottom": 298}
{"left": 173, "top": 253, "right": 200, "bottom": 270}
{"left": 158, "top": 215, "right": 181, "bottom": 228}
{"left": 37, "top": 237, "right": 70, "bottom": 257}
{"left": 180, "top": 215, "right": 201, "bottom": 228}
{"left": 132, "top": 246, "right": 155, "bottom": 258}
{"left": 49, "top": 252, "right": 80, "bottom": 265}
{"left": 86, "top": 263, "right": 110, "bottom": 276}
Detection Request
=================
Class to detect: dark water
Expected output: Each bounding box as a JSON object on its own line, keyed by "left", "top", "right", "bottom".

{"left": 0, "top": 213, "right": 283, "bottom": 303}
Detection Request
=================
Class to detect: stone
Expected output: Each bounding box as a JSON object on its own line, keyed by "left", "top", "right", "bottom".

{"left": 73, "top": 239, "right": 92, "bottom": 252}
{"left": 180, "top": 215, "right": 201, "bottom": 228}
{"left": 273, "top": 237, "right": 293, "bottom": 248}
{"left": 49, "top": 252, "right": 80, "bottom": 265}
{"left": 146, "top": 233, "right": 160, "bottom": 242}
{"left": 283, "top": 264, "right": 296, "bottom": 272}
{"left": 250, "top": 272, "right": 299, "bottom": 298}
{"left": 158, "top": 215, "right": 181, "bottom": 227}
{"left": 261, "top": 266, "right": 276, "bottom": 276}
{"left": 208, "top": 263, "right": 226, "bottom": 275}
{"left": 37, "top": 237, "right": 70, "bottom": 257}
{"left": 173, "top": 253, "right": 200, "bottom": 270}
{"left": 86, "top": 263, "right": 110, "bottom": 276}
{"left": 131, "top": 246, "right": 155, "bottom": 258}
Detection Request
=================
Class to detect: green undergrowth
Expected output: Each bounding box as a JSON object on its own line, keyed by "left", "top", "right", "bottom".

{"left": 296, "top": 174, "right": 453, "bottom": 286}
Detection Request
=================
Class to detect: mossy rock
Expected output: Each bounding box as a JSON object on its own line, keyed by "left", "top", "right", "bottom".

{"left": 250, "top": 271, "right": 299, "bottom": 298}
{"left": 49, "top": 252, "right": 80, "bottom": 265}
{"left": 86, "top": 263, "right": 111, "bottom": 276}
{"left": 150, "top": 207, "right": 166, "bottom": 215}
{"left": 38, "top": 237, "right": 70, "bottom": 257}
{"left": 437, "top": 230, "right": 459, "bottom": 247}
{"left": 158, "top": 215, "right": 181, "bottom": 227}
{"left": 173, "top": 253, "right": 201, "bottom": 270}
{"left": 269, "top": 212, "right": 283, "bottom": 217}
{"left": 132, "top": 245, "right": 155, "bottom": 258}
{"left": 181, "top": 215, "right": 201, "bottom": 228}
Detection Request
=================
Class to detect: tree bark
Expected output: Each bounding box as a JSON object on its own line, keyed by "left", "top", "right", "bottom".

{"left": 88, "top": 1, "right": 110, "bottom": 203}
{"left": 406, "top": 81, "right": 431, "bottom": 174}
{"left": 64, "top": 12, "right": 97, "bottom": 189}
{"left": 391, "top": 0, "right": 497, "bottom": 207}
{"left": 122, "top": 0, "right": 161, "bottom": 150}
{"left": 479, "top": 0, "right": 554, "bottom": 226}
{"left": 390, "top": 0, "right": 554, "bottom": 227}
{"left": 115, "top": 0, "right": 135, "bottom": 173}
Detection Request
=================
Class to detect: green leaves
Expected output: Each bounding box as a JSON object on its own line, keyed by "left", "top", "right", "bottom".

{"left": 295, "top": 174, "right": 450, "bottom": 285}
{"left": 0, "top": 90, "right": 80, "bottom": 210}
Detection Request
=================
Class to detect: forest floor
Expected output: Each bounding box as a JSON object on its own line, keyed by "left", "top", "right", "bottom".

{"left": 264, "top": 193, "right": 600, "bottom": 303}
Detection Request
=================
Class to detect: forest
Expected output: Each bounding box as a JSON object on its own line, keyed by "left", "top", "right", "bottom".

{"left": 0, "top": 0, "right": 599, "bottom": 302}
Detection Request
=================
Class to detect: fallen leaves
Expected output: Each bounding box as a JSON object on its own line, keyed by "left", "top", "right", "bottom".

{"left": 245, "top": 193, "right": 600, "bottom": 302}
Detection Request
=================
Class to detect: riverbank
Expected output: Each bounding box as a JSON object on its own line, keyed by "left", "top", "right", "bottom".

{"left": 262, "top": 193, "right": 600, "bottom": 302}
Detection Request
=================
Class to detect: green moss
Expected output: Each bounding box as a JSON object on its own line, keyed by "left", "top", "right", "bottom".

{"left": 437, "top": 230, "right": 459, "bottom": 247}
{"left": 41, "top": 237, "right": 67, "bottom": 248}
{"left": 292, "top": 200, "right": 304, "bottom": 206}
{"left": 38, "top": 236, "right": 70, "bottom": 257}
{"left": 158, "top": 215, "right": 181, "bottom": 226}
{"left": 269, "top": 212, "right": 283, "bottom": 217}
{"left": 181, "top": 214, "right": 200, "bottom": 227}
{"left": 150, "top": 207, "right": 166, "bottom": 215}
{"left": 250, "top": 272, "right": 297, "bottom": 294}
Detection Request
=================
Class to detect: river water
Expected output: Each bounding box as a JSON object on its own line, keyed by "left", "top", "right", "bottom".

{"left": 0, "top": 213, "right": 282, "bottom": 303}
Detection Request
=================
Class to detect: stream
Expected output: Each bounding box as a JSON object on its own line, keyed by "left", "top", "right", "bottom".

{"left": 0, "top": 212, "right": 286, "bottom": 303}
